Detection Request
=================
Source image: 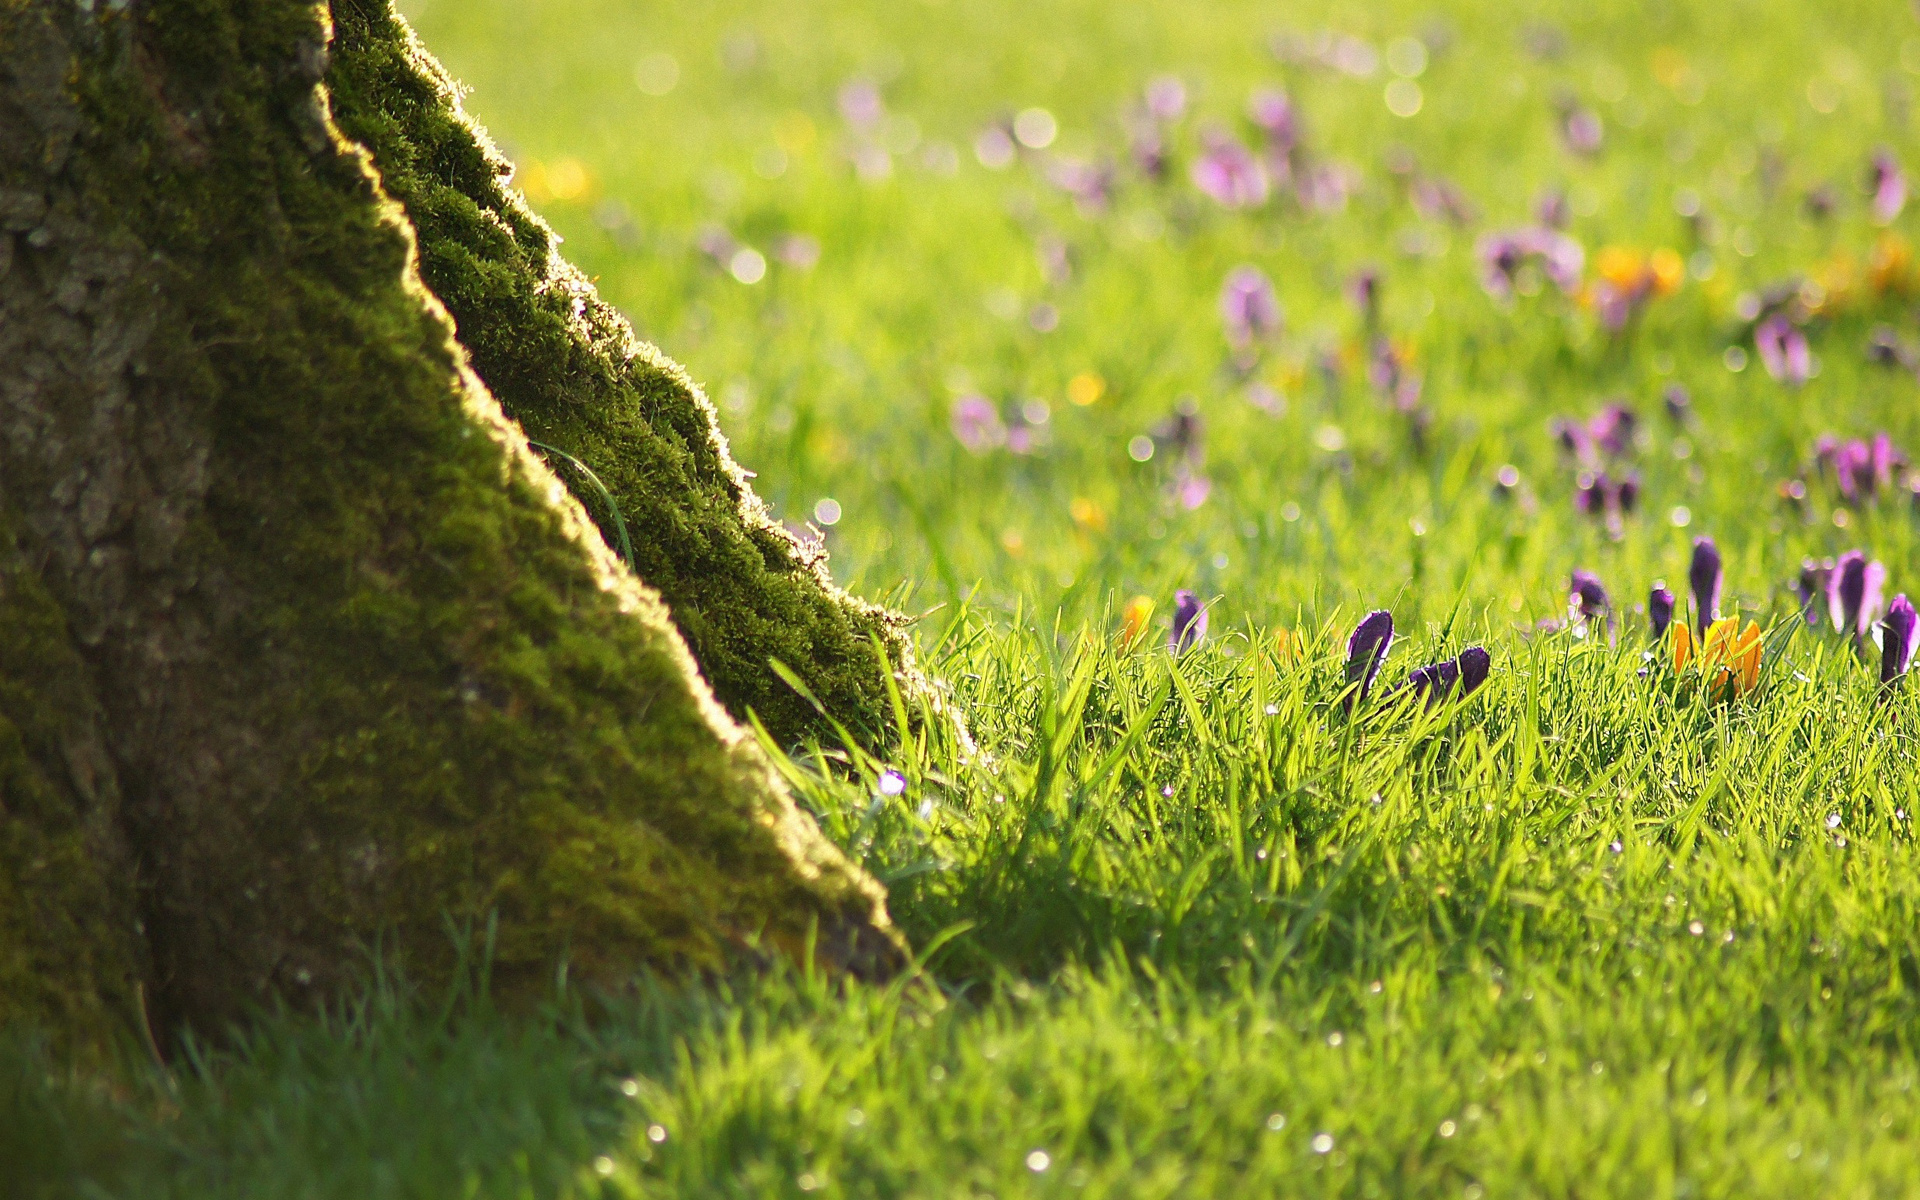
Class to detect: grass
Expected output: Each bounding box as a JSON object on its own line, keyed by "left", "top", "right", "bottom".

{"left": 16, "top": 0, "right": 1920, "bottom": 1194}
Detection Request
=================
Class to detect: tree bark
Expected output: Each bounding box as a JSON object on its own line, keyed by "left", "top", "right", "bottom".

{"left": 0, "top": 0, "right": 905, "bottom": 1056}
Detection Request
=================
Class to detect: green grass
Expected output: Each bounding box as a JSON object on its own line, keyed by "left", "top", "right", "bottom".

{"left": 18, "top": 0, "right": 1920, "bottom": 1194}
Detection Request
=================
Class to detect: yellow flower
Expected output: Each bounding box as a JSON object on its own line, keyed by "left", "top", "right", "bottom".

{"left": 1069, "top": 496, "right": 1107, "bottom": 533}
{"left": 1671, "top": 617, "right": 1763, "bottom": 697}
{"left": 1871, "top": 233, "right": 1913, "bottom": 295}
{"left": 1648, "top": 247, "right": 1685, "bottom": 296}
{"left": 1271, "top": 627, "right": 1301, "bottom": 667}
{"left": 1595, "top": 246, "right": 1647, "bottom": 290}
{"left": 1119, "top": 595, "right": 1155, "bottom": 650}
{"left": 1067, "top": 372, "right": 1107, "bottom": 407}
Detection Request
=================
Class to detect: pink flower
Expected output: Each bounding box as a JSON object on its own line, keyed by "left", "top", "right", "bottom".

{"left": 1220, "top": 265, "right": 1282, "bottom": 348}
{"left": 1755, "top": 315, "right": 1810, "bottom": 386}
{"left": 1191, "top": 134, "right": 1270, "bottom": 208}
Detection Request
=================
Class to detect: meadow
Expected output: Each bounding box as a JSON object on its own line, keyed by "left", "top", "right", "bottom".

{"left": 14, "top": 0, "right": 1920, "bottom": 1195}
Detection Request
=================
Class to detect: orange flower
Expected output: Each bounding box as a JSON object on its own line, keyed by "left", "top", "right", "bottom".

{"left": 1271, "top": 627, "right": 1302, "bottom": 667}
{"left": 1119, "top": 595, "right": 1155, "bottom": 650}
{"left": 1870, "top": 233, "right": 1913, "bottom": 296}
{"left": 1648, "top": 248, "right": 1685, "bottom": 296}
{"left": 1672, "top": 617, "right": 1762, "bottom": 697}
{"left": 1595, "top": 246, "right": 1648, "bottom": 291}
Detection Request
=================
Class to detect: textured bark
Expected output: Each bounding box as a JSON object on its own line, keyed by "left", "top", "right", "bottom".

{"left": 0, "top": 0, "right": 902, "bottom": 1055}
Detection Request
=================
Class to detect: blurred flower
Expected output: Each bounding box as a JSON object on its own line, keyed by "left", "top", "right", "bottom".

{"left": 1649, "top": 586, "right": 1676, "bottom": 640}
{"left": 1558, "top": 98, "right": 1603, "bottom": 157}
{"left": 838, "top": 79, "right": 885, "bottom": 131}
{"left": 1535, "top": 186, "right": 1572, "bottom": 230}
{"left": 1870, "top": 233, "right": 1914, "bottom": 295}
{"left": 1145, "top": 75, "right": 1188, "bottom": 122}
{"left": 1868, "top": 325, "right": 1920, "bottom": 373}
{"left": 1569, "top": 569, "right": 1612, "bottom": 634}
{"left": 950, "top": 394, "right": 1006, "bottom": 453}
{"left": 1816, "top": 433, "right": 1906, "bottom": 504}
{"left": 1588, "top": 247, "right": 1684, "bottom": 332}
{"left": 1797, "top": 557, "right": 1835, "bottom": 627}
{"left": 1129, "top": 124, "right": 1170, "bottom": 180}
{"left": 1348, "top": 267, "right": 1383, "bottom": 327}
{"left": 1588, "top": 404, "right": 1637, "bottom": 457}
{"left": 1804, "top": 184, "right": 1837, "bottom": 222}
{"left": 1344, "top": 610, "right": 1395, "bottom": 708}
{"left": 1170, "top": 590, "right": 1208, "bottom": 654}
{"left": 1828, "top": 550, "right": 1888, "bottom": 643}
{"left": 772, "top": 234, "right": 821, "bottom": 270}
{"left": 1662, "top": 384, "right": 1692, "bottom": 423}
{"left": 1882, "top": 595, "right": 1920, "bottom": 686}
{"left": 1191, "top": 133, "right": 1270, "bottom": 208}
{"left": 1688, "top": 537, "right": 1722, "bottom": 637}
{"left": 1271, "top": 627, "right": 1302, "bottom": 667}
{"left": 1220, "top": 265, "right": 1283, "bottom": 349}
{"left": 1754, "top": 315, "right": 1810, "bottom": 386}
{"left": 1869, "top": 150, "right": 1907, "bottom": 226}
{"left": 1119, "top": 595, "right": 1155, "bottom": 650}
{"left": 1049, "top": 157, "right": 1116, "bottom": 215}
{"left": 1247, "top": 87, "right": 1299, "bottom": 154}
{"left": 1175, "top": 474, "right": 1213, "bottom": 510}
{"left": 1294, "top": 162, "right": 1358, "bottom": 214}
{"left": 1476, "top": 227, "right": 1584, "bottom": 301}
{"left": 1672, "top": 617, "right": 1763, "bottom": 698}
{"left": 1410, "top": 176, "right": 1477, "bottom": 227}
{"left": 1150, "top": 401, "right": 1205, "bottom": 467}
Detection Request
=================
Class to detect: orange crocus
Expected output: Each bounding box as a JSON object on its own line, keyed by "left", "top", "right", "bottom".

{"left": 1119, "top": 595, "right": 1155, "bottom": 651}
{"left": 1672, "top": 617, "right": 1762, "bottom": 697}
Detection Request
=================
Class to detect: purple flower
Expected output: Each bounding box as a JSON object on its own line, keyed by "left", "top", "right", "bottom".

{"left": 1407, "top": 645, "right": 1492, "bottom": 707}
{"left": 1535, "top": 187, "right": 1571, "bottom": 229}
{"left": 1294, "top": 162, "right": 1357, "bottom": 214}
{"left": 838, "top": 79, "right": 885, "bottom": 131}
{"left": 1663, "top": 384, "right": 1692, "bottom": 423}
{"left": 1129, "top": 123, "right": 1169, "bottom": 180}
{"left": 1870, "top": 150, "right": 1908, "bottom": 225}
{"left": 1883, "top": 595, "right": 1920, "bottom": 685}
{"left": 1755, "top": 316, "right": 1810, "bottom": 386}
{"left": 1560, "top": 103, "right": 1603, "bottom": 156}
{"left": 1689, "top": 537, "right": 1722, "bottom": 636}
{"left": 1049, "top": 157, "right": 1116, "bottom": 214}
{"left": 1457, "top": 646, "right": 1492, "bottom": 696}
{"left": 1191, "top": 134, "right": 1270, "bottom": 208}
{"left": 1348, "top": 268, "right": 1382, "bottom": 326}
{"left": 1569, "top": 570, "right": 1611, "bottom": 627}
{"left": 1828, "top": 550, "right": 1888, "bottom": 642}
{"left": 1649, "top": 586, "right": 1675, "bottom": 640}
{"left": 950, "top": 394, "right": 1006, "bottom": 453}
{"left": 1476, "top": 227, "right": 1584, "bottom": 301}
{"left": 1220, "top": 265, "right": 1283, "bottom": 349}
{"left": 1589, "top": 404, "right": 1637, "bottom": 457}
{"left": 1411, "top": 177, "right": 1477, "bottom": 227}
{"left": 1247, "top": 87, "right": 1299, "bottom": 153}
{"left": 1344, "top": 610, "right": 1395, "bottom": 708}
{"left": 1145, "top": 75, "right": 1188, "bottom": 122}
{"left": 1798, "top": 557, "right": 1835, "bottom": 626}
{"left": 1170, "top": 589, "right": 1208, "bottom": 654}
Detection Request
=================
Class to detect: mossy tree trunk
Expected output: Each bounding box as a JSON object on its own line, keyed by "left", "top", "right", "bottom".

{"left": 0, "top": 0, "right": 911, "bottom": 1057}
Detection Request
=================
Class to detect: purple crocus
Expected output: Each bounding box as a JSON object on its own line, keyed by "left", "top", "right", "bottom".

{"left": 1348, "top": 268, "right": 1382, "bottom": 327}
{"left": 1663, "top": 384, "right": 1691, "bottom": 424}
{"left": 1649, "top": 586, "right": 1676, "bottom": 640}
{"left": 1755, "top": 316, "right": 1810, "bottom": 386}
{"left": 1883, "top": 595, "right": 1920, "bottom": 685}
{"left": 1220, "top": 265, "right": 1283, "bottom": 349}
{"left": 1798, "top": 557, "right": 1835, "bottom": 626}
{"left": 1828, "top": 550, "right": 1889, "bottom": 642}
{"left": 1569, "top": 570, "right": 1611, "bottom": 630}
{"left": 1344, "top": 610, "right": 1395, "bottom": 708}
{"left": 1191, "top": 133, "right": 1270, "bottom": 208}
{"left": 1589, "top": 404, "right": 1637, "bottom": 457}
{"left": 1689, "top": 537, "right": 1722, "bottom": 636}
{"left": 1247, "top": 87, "right": 1299, "bottom": 154}
{"left": 1407, "top": 645, "right": 1492, "bottom": 707}
{"left": 1476, "top": 227, "right": 1585, "bottom": 301}
{"left": 1559, "top": 102, "right": 1603, "bottom": 157}
{"left": 1870, "top": 150, "right": 1908, "bottom": 226}
{"left": 1170, "top": 589, "right": 1207, "bottom": 654}
{"left": 951, "top": 394, "right": 1006, "bottom": 453}
{"left": 1145, "top": 75, "right": 1188, "bottom": 122}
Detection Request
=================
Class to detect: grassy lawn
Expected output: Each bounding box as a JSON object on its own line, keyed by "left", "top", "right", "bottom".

{"left": 16, "top": 0, "right": 1920, "bottom": 1194}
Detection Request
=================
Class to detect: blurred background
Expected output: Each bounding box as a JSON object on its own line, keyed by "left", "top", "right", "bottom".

{"left": 401, "top": 0, "right": 1920, "bottom": 643}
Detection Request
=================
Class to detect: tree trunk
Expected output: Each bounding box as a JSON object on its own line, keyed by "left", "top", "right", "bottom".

{"left": 0, "top": 0, "right": 906, "bottom": 1057}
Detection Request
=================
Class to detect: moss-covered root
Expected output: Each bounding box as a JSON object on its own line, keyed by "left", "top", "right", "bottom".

{"left": 0, "top": 0, "right": 900, "bottom": 1049}
{"left": 322, "top": 0, "right": 939, "bottom": 752}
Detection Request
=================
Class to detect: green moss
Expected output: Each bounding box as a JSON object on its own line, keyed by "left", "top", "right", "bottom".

{"left": 321, "top": 0, "right": 924, "bottom": 751}
{"left": 0, "top": 0, "right": 899, "bottom": 1044}
{"left": 0, "top": 523, "right": 142, "bottom": 1061}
